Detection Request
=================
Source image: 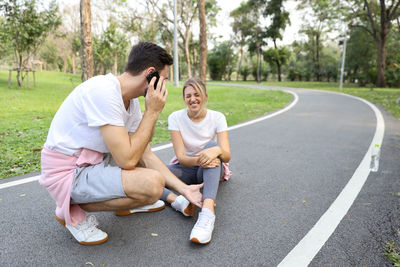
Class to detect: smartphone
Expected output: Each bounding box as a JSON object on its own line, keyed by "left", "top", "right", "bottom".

{"left": 146, "top": 71, "right": 160, "bottom": 89}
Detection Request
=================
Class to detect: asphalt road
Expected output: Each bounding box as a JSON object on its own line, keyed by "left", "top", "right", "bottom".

{"left": 0, "top": 85, "right": 399, "bottom": 267}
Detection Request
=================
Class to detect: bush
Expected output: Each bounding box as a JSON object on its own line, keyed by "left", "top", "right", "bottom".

{"left": 240, "top": 66, "right": 250, "bottom": 81}
{"left": 386, "top": 63, "right": 400, "bottom": 87}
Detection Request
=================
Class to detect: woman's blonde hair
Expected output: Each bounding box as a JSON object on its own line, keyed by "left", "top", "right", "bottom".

{"left": 182, "top": 77, "right": 208, "bottom": 106}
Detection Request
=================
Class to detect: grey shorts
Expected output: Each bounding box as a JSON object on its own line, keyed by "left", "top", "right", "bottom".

{"left": 70, "top": 153, "right": 127, "bottom": 204}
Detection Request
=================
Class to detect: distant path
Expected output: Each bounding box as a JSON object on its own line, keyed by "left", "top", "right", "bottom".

{"left": 1, "top": 84, "right": 399, "bottom": 266}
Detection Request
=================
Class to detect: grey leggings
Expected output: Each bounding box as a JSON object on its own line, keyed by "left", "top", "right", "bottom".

{"left": 161, "top": 141, "right": 224, "bottom": 202}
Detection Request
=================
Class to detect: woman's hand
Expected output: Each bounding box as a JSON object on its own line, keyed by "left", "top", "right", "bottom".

{"left": 196, "top": 147, "right": 221, "bottom": 166}
{"left": 199, "top": 158, "right": 220, "bottom": 168}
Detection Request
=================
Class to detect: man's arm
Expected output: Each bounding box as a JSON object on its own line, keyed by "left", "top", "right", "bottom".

{"left": 100, "top": 77, "right": 167, "bottom": 170}
{"left": 140, "top": 145, "right": 203, "bottom": 207}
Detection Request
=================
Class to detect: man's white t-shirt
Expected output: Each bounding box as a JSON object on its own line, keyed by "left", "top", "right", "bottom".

{"left": 45, "top": 73, "right": 142, "bottom": 156}
{"left": 168, "top": 109, "right": 228, "bottom": 156}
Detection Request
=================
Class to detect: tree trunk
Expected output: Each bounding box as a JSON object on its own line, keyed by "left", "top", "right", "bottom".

{"left": 316, "top": 31, "right": 321, "bottom": 81}
{"left": 274, "top": 40, "right": 282, "bottom": 82}
{"left": 80, "top": 0, "right": 94, "bottom": 82}
{"left": 199, "top": 0, "right": 207, "bottom": 84}
{"left": 376, "top": 37, "right": 387, "bottom": 87}
{"left": 227, "top": 46, "right": 232, "bottom": 81}
{"left": 71, "top": 53, "right": 76, "bottom": 74}
{"left": 236, "top": 46, "right": 243, "bottom": 81}
{"left": 184, "top": 29, "right": 192, "bottom": 78}
{"left": 17, "top": 54, "right": 22, "bottom": 86}
{"left": 63, "top": 57, "right": 68, "bottom": 73}
{"left": 257, "top": 43, "right": 261, "bottom": 83}
{"left": 99, "top": 63, "right": 104, "bottom": 76}
{"left": 276, "top": 59, "right": 282, "bottom": 82}
{"left": 113, "top": 54, "right": 118, "bottom": 75}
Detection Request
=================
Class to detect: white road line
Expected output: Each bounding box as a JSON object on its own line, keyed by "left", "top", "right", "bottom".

{"left": 0, "top": 90, "right": 298, "bottom": 190}
{"left": 0, "top": 176, "right": 41, "bottom": 190}
{"left": 278, "top": 92, "right": 385, "bottom": 267}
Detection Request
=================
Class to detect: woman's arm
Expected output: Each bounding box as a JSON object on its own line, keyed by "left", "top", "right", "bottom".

{"left": 216, "top": 130, "right": 231, "bottom": 162}
{"left": 196, "top": 131, "right": 231, "bottom": 165}
{"left": 170, "top": 130, "right": 199, "bottom": 167}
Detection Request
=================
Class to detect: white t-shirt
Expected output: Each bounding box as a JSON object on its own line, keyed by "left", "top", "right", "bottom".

{"left": 45, "top": 73, "right": 142, "bottom": 156}
{"left": 168, "top": 109, "right": 228, "bottom": 156}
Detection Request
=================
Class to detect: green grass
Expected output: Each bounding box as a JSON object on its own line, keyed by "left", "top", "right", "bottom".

{"left": 0, "top": 71, "right": 292, "bottom": 179}
{"left": 385, "top": 241, "right": 400, "bottom": 266}
{"left": 219, "top": 80, "right": 400, "bottom": 119}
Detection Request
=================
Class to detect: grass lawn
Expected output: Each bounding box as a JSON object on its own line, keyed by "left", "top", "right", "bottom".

{"left": 220, "top": 80, "right": 400, "bottom": 119}
{"left": 0, "top": 71, "right": 292, "bottom": 179}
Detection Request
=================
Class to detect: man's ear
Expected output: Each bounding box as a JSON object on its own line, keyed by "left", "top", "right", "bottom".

{"left": 146, "top": 67, "right": 156, "bottom": 75}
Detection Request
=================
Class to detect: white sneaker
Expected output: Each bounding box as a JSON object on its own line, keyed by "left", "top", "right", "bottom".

{"left": 171, "top": 195, "right": 194, "bottom": 217}
{"left": 65, "top": 215, "right": 108, "bottom": 245}
{"left": 115, "top": 200, "right": 165, "bottom": 216}
{"left": 190, "top": 209, "right": 215, "bottom": 244}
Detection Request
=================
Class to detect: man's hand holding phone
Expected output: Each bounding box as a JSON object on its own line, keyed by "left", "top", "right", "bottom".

{"left": 145, "top": 71, "right": 168, "bottom": 116}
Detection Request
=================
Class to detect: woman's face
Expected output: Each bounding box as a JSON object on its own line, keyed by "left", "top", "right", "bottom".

{"left": 184, "top": 86, "right": 203, "bottom": 113}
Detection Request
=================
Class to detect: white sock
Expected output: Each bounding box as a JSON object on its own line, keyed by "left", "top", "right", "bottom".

{"left": 201, "top": 208, "right": 215, "bottom": 217}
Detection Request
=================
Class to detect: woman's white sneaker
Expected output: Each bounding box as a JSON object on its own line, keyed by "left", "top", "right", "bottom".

{"left": 65, "top": 215, "right": 108, "bottom": 245}
{"left": 171, "top": 195, "right": 194, "bottom": 217}
{"left": 190, "top": 208, "right": 215, "bottom": 244}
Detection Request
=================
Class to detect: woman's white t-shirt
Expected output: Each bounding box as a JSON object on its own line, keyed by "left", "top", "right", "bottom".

{"left": 45, "top": 73, "right": 142, "bottom": 156}
{"left": 168, "top": 109, "right": 228, "bottom": 156}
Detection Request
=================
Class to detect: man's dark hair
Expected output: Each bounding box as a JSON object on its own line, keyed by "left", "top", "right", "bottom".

{"left": 124, "top": 42, "right": 173, "bottom": 75}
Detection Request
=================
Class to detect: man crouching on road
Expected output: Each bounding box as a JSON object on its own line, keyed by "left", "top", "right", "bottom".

{"left": 39, "top": 42, "right": 203, "bottom": 245}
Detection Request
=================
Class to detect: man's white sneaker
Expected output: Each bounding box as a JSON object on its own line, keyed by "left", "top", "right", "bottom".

{"left": 64, "top": 215, "right": 108, "bottom": 245}
{"left": 171, "top": 195, "right": 194, "bottom": 217}
{"left": 115, "top": 200, "right": 165, "bottom": 216}
{"left": 190, "top": 208, "right": 215, "bottom": 244}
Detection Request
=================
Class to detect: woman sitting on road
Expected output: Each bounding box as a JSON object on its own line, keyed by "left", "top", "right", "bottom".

{"left": 160, "top": 77, "right": 232, "bottom": 244}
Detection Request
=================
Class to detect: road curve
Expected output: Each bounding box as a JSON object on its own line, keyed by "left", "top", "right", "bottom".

{"left": 0, "top": 84, "right": 398, "bottom": 266}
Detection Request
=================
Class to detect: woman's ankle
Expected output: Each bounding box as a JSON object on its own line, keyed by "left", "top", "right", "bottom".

{"left": 202, "top": 198, "right": 215, "bottom": 214}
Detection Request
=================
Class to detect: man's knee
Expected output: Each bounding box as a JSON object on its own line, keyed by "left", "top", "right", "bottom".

{"left": 147, "top": 170, "right": 165, "bottom": 201}
{"left": 122, "top": 168, "right": 164, "bottom": 202}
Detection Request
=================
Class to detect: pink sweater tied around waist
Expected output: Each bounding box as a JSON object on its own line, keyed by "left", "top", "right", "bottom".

{"left": 39, "top": 147, "right": 103, "bottom": 226}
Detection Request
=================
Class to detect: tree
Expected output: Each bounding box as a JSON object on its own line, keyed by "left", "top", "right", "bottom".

{"left": 151, "top": 0, "right": 198, "bottom": 78}
{"left": 263, "top": 47, "right": 290, "bottom": 81}
{"left": 345, "top": 27, "right": 376, "bottom": 85}
{"left": 245, "top": 0, "right": 267, "bottom": 83}
{"left": 71, "top": 32, "right": 81, "bottom": 74}
{"left": 80, "top": 0, "right": 94, "bottom": 81}
{"left": 345, "top": 0, "right": 400, "bottom": 87}
{"left": 0, "top": 0, "right": 61, "bottom": 86}
{"left": 207, "top": 42, "right": 233, "bottom": 80}
{"left": 150, "top": 0, "right": 219, "bottom": 79}
{"left": 262, "top": 0, "right": 290, "bottom": 81}
{"left": 199, "top": 0, "right": 207, "bottom": 83}
{"left": 230, "top": 2, "right": 256, "bottom": 80}
{"left": 93, "top": 35, "right": 109, "bottom": 75}
{"left": 297, "top": 0, "right": 339, "bottom": 81}
{"left": 103, "top": 21, "right": 129, "bottom": 75}
{"left": 62, "top": 3, "right": 80, "bottom": 74}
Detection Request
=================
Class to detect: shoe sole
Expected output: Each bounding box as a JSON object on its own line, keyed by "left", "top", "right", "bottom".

{"left": 184, "top": 203, "right": 195, "bottom": 217}
{"left": 80, "top": 236, "right": 108, "bottom": 246}
{"left": 55, "top": 215, "right": 66, "bottom": 226}
{"left": 115, "top": 203, "right": 166, "bottom": 216}
{"left": 190, "top": 237, "right": 211, "bottom": 245}
{"left": 55, "top": 215, "right": 108, "bottom": 246}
